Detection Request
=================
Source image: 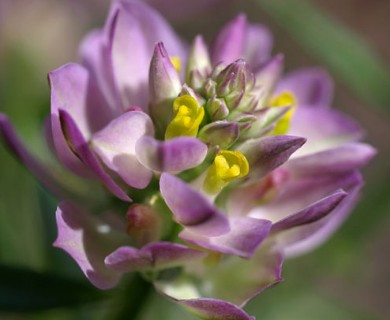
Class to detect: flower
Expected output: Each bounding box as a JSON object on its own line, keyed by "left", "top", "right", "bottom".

{"left": 0, "top": 1, "right": 376, "bottom": 319}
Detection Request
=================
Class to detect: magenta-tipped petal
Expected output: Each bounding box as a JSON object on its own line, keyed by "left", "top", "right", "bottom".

{"left": 160, "top": 173, "right": 230, "bottom": 237}
{"left": 105, "top": 242, "right": 206, "bottom": 273}
{"left": 59, "top": 109, "right": 131, "bottom": 201}
{"left": 180, "top": 217, "right": 272, "bottom": 258}
{"left": 238, "top": 135, "right": 306, "bottom": 182}
{"left": 276, "top": 68, "right": 334, "bottom": 107}
{"left": 136, "top": 136, "right": 207, "bottom": 173}
{"left": 54, "top": 201, "right": 123, "bottom": 289}
{"left": 281, "top": 185, "right": 362, "bottom": 256}
{"left": 271, "top": 190, "right": 347, "bottom": 233}
{"left": 91, "top": 111, "right": 154, "bottom": 189}
{"left": 109, "top": 1, "right": 187, "bottom": 109}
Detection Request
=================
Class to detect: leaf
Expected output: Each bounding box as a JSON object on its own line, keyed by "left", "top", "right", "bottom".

{"left": 0, "top": 265, "right": 105, "bottom": 312}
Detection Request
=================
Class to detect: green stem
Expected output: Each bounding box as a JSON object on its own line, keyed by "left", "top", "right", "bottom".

{"left": 111, "top": 273, "right": 153, "bottom": 320}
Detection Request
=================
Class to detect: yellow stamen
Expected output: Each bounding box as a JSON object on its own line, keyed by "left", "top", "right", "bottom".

{"left": 170, "top": 56, "right": 182, "bottom": 73}
{"left": 269, "top": 91, "right": 297, "bottom": 135}
{"left": 204, "top": 150, "right": 249, "bottom": 194}
{"left": 165, "top": 95, "right": 205, "bottom": 140}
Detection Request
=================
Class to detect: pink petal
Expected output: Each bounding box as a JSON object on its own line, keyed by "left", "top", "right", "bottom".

{"left": 91, "top": 111, "right": 154, "bottom": 189}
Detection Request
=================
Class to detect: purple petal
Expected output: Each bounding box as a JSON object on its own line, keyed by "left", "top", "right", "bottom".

{"left": 136, "top": 136, "right": 207, "bottom": 173}
{"left": 59, "top": 109, "right": 131, "bottom": 202}
{"left": 286, "top": 143, "right": 377, "bottom": 175}
{"left": 105, "top": 242, "right": 206, "bottom": 273}
{"left": 110, "top": 1, "right": 187, "bottom": 109}
{"left": 271, "top": 190, "right": 347, "bottom": 233}
{"left": 276, "top": 68, "right": 334, "bottom": 107}
{"left": 211, "top": 14, "right": 246, "bottom": 65}
{"left": 254, "top": 54, "right": 284, "bottom": 106}
{"left": 179, "top": 299, "right": 255, "bottom": 320}
{"left": 247, "top": 171, "right": 362, "bottom": 223}
{"left": 49, "top": 63, "right": 94, "bottom": 176}
{"left": 290, "top": 108, "right": 363, "bottom": 156}
{"left": 79, "top": 28, "right": 123, "bottom": 118}
{"left": 149, "top": 42, "right": 182, "bottom": 133}
{"left": 105, "top": 246, "right": 150, "bottom": 272}
{"left": 0, "top": 114, "right": 68, "bottom": 197}
{"left": 180, "top": 217, "right": 272, "bottom": 258}
{"left": 91, "top": 111, "right": 154, "bottom": 189}
{"left": 54, "top": 201, "right": 123, "bottom": 289}
{"left": 238, "top": 135, "right": 306, "bottom": 181}
{"left": 243, "top": 23, "right": 273, "bottom": 71}
{"left": 281, "top": 185, "right": 361, "bottom": 256}
{"left": 160, "top": 173, "right": 230, "bottom": 237}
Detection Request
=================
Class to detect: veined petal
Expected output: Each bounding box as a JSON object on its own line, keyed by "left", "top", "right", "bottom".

{"left": 54, "top": 201, "right": 124, "bottom": 289}
{"left": 110, "top": 1, "right": 187, "bottom": 110}
{"left": 160, "top": 173, "right": 230, "bottom": 237}
{"left": 136, "top": 136, "right": 207, "bottom": 173}
{"left": 105, "top": 242, "right": 207, "bottom": 273}
{"left": 238, "top": 135, "right": 306, "bottom": 182}
{"left": 180, "top": 217, "right": 272, "bottom": 258}
{"left": 59, "top": 109, "right": 131, "bottom": 201}
{"left": 91, "top": 111, "right": 154, "bottom": 189}
{"left": 276, "top": 68, "right": 334, "bottom": 107}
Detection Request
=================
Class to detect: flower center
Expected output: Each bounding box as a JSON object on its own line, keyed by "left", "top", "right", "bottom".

{"left": 269, "top": 91, "right": 297, "bottom": 135}
{"left": 165, "top": 95, "right": 205, "bottom": 140}
{"left": 204, "top": 150, "right": 249, "bottom": 194}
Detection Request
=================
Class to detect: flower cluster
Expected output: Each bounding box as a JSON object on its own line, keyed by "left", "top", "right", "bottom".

{"left": 0, "top": 1, "right": 375, "bottom": 319}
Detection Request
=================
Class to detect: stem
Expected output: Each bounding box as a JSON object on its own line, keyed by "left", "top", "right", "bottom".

{"left": 111, "top": 273, "right": 153, "bottom": 320}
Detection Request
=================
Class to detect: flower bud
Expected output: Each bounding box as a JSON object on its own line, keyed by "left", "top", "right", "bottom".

{"left": 198, "top": 121, "right": 240, "bottom": 149}
{"left": 186, "top": 35, "right": 212, "bottom": 90}
{"left": 126, "top": 204, "right": 162, "bottom": 246}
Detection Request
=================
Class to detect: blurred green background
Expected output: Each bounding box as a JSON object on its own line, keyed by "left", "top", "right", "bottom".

{"left": 0, "top": 0, "right": 389, "bottom": 319}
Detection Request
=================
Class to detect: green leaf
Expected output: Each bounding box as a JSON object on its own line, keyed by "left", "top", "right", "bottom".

{"left": 0, "top": 265, "right": 105, "bottom": 312}
{"left": 254, "top": 0, "right": 390, "bottom": 110}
